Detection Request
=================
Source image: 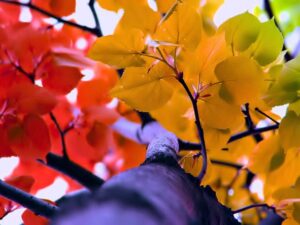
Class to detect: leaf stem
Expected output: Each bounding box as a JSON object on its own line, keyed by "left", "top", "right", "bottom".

{"left": 178, "top": 77, "right": 208, "bottom": 183}
{"left": 0, "top": 179, "right": 58, "bottom": 219}
{"left": 232, "top": 203, "right": 275, "bottom": 214}
{"left": 0, "top": 0, "right": 102, "bottom": 37}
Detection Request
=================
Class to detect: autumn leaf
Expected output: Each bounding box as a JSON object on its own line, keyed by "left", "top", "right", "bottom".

{"left": 264, "top": 55, "right": 300, "bottom": 106}
{"left": 248, "top": 134, "right": 284, "bottom": 174}
{"left": 219, "top": 12, "right": 261, "bottom": 52}
{"left": 215, "top": 56, "right": 266, "bottom": 105}
{"left": 110, "top": 64, "right": 175, "bottom": 111}
{"left": 88, "top": 29, "right": 146, "bottom": 68}
{"left": 243, "top": 19, "right": 284, "bottom": 66}
{"left": 155, "top": 1, "right": 202, "bottom": 49}
{"left": 5, "top": 114, "right": 51, "bottom": 160}
{"left": 49, "top": 0, "right": 76, "bottom": 16}
{"left": 279, "top": 111, "right": 300, "bottom": 150}
{"left": 22, "top": 209, "right": 49, "bottom": 225}
{"left": 8, "top": 83, "right": 57, "bottom": 115}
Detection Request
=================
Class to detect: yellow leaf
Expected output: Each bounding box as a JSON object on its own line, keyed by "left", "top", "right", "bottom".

{"left": 203, "top": 125, "right": 231, "bottom": 150}
{"left": 279, "top": 111, "right": 300, "bottom": 150}
{"left": 215, "top": 56, "right": 266, "bottom": 105}
{"left": 283, "top": 218, "right": 300, "bottom": 225}
{"left": 115, "top": 2, "right": 160, "bottom": 34}
{"left": 110, "top": 64, "right": 175, "bottom": 111}
{"left": 150, "top": 91, "right": 197, "bottom": 142}
{"left": 88, "top": 29, "right": 145, "bottom": 68}
{"left": 156, "top": 0, "right": 175, "bottom": 13}
{"left": 96, "top": 0, "right": 121, "bottom": 11}
{"left": 264, "top": 148, "right": 300, "bottom": 198}
{"left": 198, "top": 89, "right": 244, "bottom": 130}
{"left": 155, "top": 1, "right": 202, "bottom": 49}
{"left": 182, "top": 32, "right": 230, "bottom": 85}
{"left": 248, "top": 134, "right": 284, "bottom": 174}
{"left": 180, "top": 152, "right": 214, "bottom": 184}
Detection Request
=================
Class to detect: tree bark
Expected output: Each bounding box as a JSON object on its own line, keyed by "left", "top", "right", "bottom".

{"left": 51, "top": 135, "right": 240, "bottom": 225}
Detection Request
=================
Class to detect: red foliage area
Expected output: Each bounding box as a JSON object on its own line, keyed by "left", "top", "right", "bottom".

{"left": 0, "top": 2, "right": 146, "bottom": 224}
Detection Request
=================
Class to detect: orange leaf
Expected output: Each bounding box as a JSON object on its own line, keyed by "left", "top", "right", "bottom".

{"left": 8, "top": 83, "right": 57, "bottom": 115}
{"left": 77, "top": 79, "right": 112, "bottom": 108}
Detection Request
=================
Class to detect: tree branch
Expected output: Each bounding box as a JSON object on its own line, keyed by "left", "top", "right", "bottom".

{"left": 88, "top": 0, "right": 102, "bottom": 37}
{"left": 0, "top": 0, "right": 102, "bottom": 37}
{"left": 0, "top": 179, "right": 59, "bottom": 219}
{"left": 39, "top": 153, "right": 104, "bottom": 191}
{"left": 178, "top": 76, "right": 207, "bottom": 183}
{"left": 179, "top": 124, "right": 279, "bottom": 150}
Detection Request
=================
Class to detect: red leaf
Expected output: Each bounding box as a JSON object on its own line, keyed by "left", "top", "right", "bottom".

{"left": 49, "top": 0, "right": 76, "bottom": 17}
{"left": 0, "top": 126, "right": 15, "bottom": 157}
{"left": 8, "top": 83, "right": 57, "bottom": 115}
{"left": 38, "top": 57, "right": 83, "bottom": 95}
{"left": 0, "top": 205, "right": 5, "bottom": 219}
{"left": 86, "top": 122, "right": 110, "bottom": 148}
{"left": 22, "top": 209, "right": 49, "bottom": 225}
{"left": 6, "top": 114, "right": 51, "bottom": 160}
{"left": 6, "top": 176, "right": 35, "bottom": 193}
{"left": 12, "top": 160, "right": 57, "bottom": 192}
{"left": 51, "top": 47, "right": 95, "bottom": 68}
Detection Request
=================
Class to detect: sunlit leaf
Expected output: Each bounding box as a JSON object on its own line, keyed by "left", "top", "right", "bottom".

{"left": 88, "top": 29, "right": 146, "bottom": 68}
{"left": 215, "top": 56, "right": 266, "bottom": 105}
{"left": 110, "top": 64, "right": 175, "bottom": 111}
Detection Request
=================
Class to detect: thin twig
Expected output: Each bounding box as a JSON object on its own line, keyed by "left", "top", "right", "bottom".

{"left": 49, "top": 112, "right": 70, "bottom": 160}
{"left": 178, "top": 77, "right": 208, "bottom": 183}
{"left": 0, "top": 0, "right": 101, "bottom": 36}
{"left": 0, "top": 179, "right": 59, "bottom": 219}
{"left": 232, "top": 203, "right": 275, "bottom": 214}
{"left": 242, "top": 103, "right": 263, "bottom": 143}
{"left": 255, "top": 107, "right": 279, "bottom": 125}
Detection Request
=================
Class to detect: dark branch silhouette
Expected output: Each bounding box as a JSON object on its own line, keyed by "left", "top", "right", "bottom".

{"left": 0, "top": 179, "right": 59, "bottom": 219}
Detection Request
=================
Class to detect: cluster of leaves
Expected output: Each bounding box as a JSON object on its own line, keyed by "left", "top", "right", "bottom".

{"left": 90, "top": 0, "right": 300, "bottom": 224}
{"left": 0, "top": 1, "right": 146, "bottom": 223}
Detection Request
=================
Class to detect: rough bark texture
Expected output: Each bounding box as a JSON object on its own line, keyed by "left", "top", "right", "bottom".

{"left": 51, "top": 154, "right": 240, "bottom": 225}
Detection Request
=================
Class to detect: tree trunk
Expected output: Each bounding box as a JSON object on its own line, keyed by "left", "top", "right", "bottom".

{"left": 51, "top": 135, "right": 240, "bottom": 225}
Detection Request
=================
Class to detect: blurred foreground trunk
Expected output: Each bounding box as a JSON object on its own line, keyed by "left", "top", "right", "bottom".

{"left": 51, "top": 135, "right": 240, "bottom": 225}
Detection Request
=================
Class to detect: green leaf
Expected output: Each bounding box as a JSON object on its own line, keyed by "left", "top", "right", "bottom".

{"left": 218, "top": 12, "right": 261, "bottom": 52}
{"left": 244, "top": 19, "right": 284, "bottom": 66}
